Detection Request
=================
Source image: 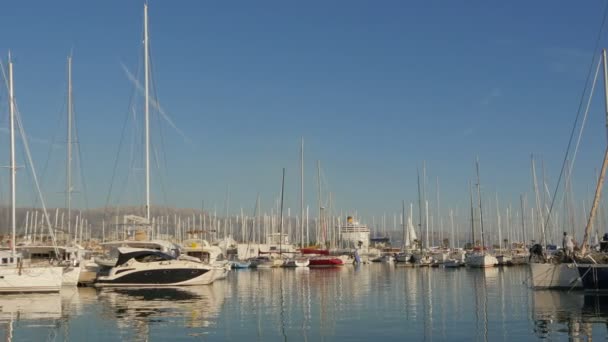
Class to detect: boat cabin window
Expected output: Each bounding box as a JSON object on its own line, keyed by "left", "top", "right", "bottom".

{"left": 9, "top": 258, "right": 13, "bottom": 263}
{"left": 135, "top": 254, "right": 171, "bottom": 263}
{"left": 1, "top": 258, "right": 6, "bottom": 264}
{"left": 31, "top": 253, "right": 53, "bottom": 259}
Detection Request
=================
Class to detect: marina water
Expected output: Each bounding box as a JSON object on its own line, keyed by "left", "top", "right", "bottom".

{"left": 1, "top": 265, "right": 605, "bottom": 341}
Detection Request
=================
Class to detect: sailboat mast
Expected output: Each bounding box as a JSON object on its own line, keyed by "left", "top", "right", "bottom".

{"left": 476, "top": 158, "right": 485, "bottom": 254}
{"left": 417, "top": 168, "right": 423, "bottom": 250}
{"left": 8, "top": 53, "right": 16, "bottom": 255}
{"left": 66, "top": 55, "right": 73, "bottom": 238}
{"left": 402, "top": 200, "right": 406, "bottom": 250}
{"left": 531, "top": 156, "right": 544, "bottom": 246}
{"left": 520, "top": 194, "right": 526, "bottom": 247}
{"left": 144, "top": 3, "right": 151, "bottom": 221}
{"left": 317, "top": 160, "right": 322, "bottom": 245}
{"left": 300, "top": 137, "right": 304, "bottom": 247}
{"left": 450, "top": 209, "right": 455, "bottom": 249}
{"left": 469, "top": 180, "right": 475, "bottom": 246}
{"left": 279, "top": 168, "right": 285, "bottom": 254}
{"left": 496, "top": 194, "right": 501, "bottom": 250}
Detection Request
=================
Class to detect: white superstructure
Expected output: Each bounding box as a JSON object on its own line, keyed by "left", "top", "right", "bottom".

{"left": 339, "top": 216, "right": 370, "bottom": 251}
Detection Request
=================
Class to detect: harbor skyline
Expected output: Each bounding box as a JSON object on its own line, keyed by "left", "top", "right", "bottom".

{"left": 0, "top": 1, "right": 606, "bottom": 218}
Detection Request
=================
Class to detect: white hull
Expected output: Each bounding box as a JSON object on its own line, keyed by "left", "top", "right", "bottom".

{"left": 210, "top": 267, "right": 229, "bottom": 281}
{"left": 0, "top": 266, "right": 63, "bottom": 293}
{"left": 529, "top": 262, "right": 582, "bottom": 289}
{"left": 466, "top": 254, "right": 498, "bottom": 268}
{"left": 395, "top": 253, "right": 412, "bottom": 263}
{"left": 78, "top": 260, "right": 99, "bottom": 285}
{"left": 295, "top": 259, "right": 310, "bottom": 267}
{"left": 95, "top": 259, "right": 217, "bottom": 287}
{"left": 62, "top": 266, "right": 81, "bottom": 286}
{"left": 283, "top": 259, "right": 310, "bottom": 267}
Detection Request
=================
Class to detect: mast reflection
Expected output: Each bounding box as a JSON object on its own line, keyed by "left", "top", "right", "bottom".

{"left": 531, "top": 290, "right": 608, "bottom": 340}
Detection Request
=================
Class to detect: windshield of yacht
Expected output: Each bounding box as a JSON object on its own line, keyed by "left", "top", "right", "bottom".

{"left": 116, "top": 250, "right": 175, "bottom": 266}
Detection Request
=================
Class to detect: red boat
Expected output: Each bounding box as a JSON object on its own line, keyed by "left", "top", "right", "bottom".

{"left": 308, "top": 257, "right": 344, "bottom": 267}
{"left": 300, "top": 248, "right": 330, "bottom": 256}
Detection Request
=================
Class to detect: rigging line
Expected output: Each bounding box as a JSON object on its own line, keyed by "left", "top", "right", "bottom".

{"left": 14, "top": 102, "right": 59, "bottom": 254}
{"left": 543, "top": 1, "right": 608, "bottom": 236}
{"left": 35, "top": 83, "right": 67, "bottom": 210}
{"left": 73, "top": 107, "right": 91, "bottom": 212}
{"left": 557, "top": 59, "right": 602, "bottom": 209}
{"left": 102, "top": 59, "right": 141, "bottom": 223}
{"left": 106, "top": 16, "right": 146, "bottom": 221}
{"left": 120, "top": 63, "right": 191, "bottom": 145}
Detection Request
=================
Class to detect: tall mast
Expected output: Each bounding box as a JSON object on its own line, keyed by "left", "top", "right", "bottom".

{"left": 144, "top": 3, "right": 151, "bottom": 221}
{"left": 317, "top": 160, "right": 322, "bottom": 245}
{"left": 417, "top": 168, "right": 423, "bottom": 250}
{"left": 496, "top": 194, "right": 501, "bottom": 250}
{"left": 8, "top": 53, "right": 16, "bottom": 255}
{"left": 449, "top": 209, "right": 455, "bottom": 249}
{"left": 300, "top": 137, "right": 304, "bottom": 247}
{"left": 469, "top": 180, "right": 475, "bottom": 246}
{"left": 520, "top": 194, "right": 526, "bottom": 247}
{"left": 422, "top": 162, "right": 427, "bottom": 244}
{"left": 476, "top": 158, "right": 485, "bottom": 254}
{"left": 279, "top": 168, "right": 285, "bottom": 255}
{"left": 402, "top": 200, "right": 406, "bottom": 250}
{"left": 531, "top": 156, "right": 544, "bottom": 245}
{"left": 66, "top": 55, "right": 73, "bottom": 238}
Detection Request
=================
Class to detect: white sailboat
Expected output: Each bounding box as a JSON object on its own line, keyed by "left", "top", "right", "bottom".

{"left": 0, "top": 53, "right": 63, "bottom": 293}
{"left": 18, "top": 56, "right": 85, "bottom": 286}
{"left": 465, "top": 159, "right": 498, "bottom": 268}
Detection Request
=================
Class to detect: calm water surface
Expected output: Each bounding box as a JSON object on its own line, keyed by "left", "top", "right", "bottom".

{"left": 0, "top": 265, "right": 606, "bottom": 341}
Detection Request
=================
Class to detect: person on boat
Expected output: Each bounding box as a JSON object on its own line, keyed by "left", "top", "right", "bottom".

{"left": 529, "top": 244, "right": 544, "bottom": 262}
{"left": 602, "top": 233, "right": 608, "bottom": 252}
{"left": 563, "top": 232, "right": 574, "bottom": 259}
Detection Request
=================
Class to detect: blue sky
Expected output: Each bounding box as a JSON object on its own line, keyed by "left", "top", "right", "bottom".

{"left": 0, "top": 0, "right": 607, "bottom": 224}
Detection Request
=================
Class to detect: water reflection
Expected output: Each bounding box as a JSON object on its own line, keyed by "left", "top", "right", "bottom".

{"left": 222, "top": 266, "right": 524, "bottom": 341}
{"left": 4, "top": 266, "right": 608, "bottom": 340}
{"left": 533, "top": 291, "right": 608, "bottom": 340}
{"left": 97, "top": 283, "right": 227, "bottom": 340}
